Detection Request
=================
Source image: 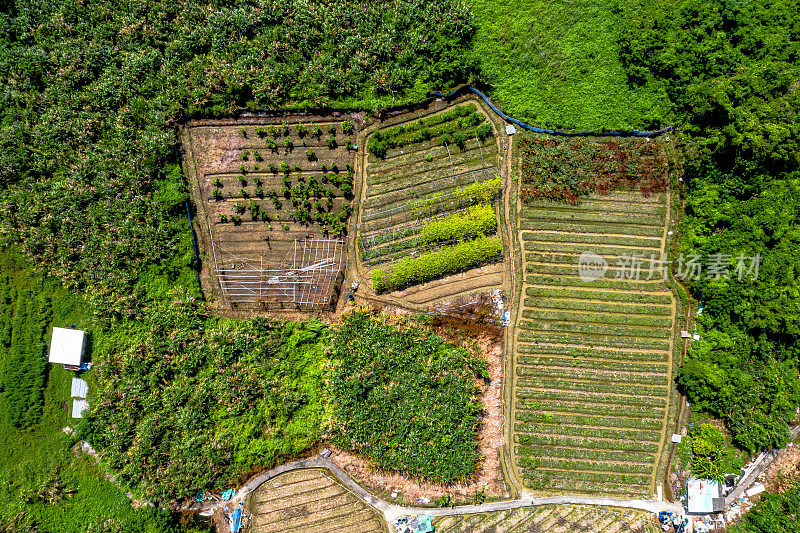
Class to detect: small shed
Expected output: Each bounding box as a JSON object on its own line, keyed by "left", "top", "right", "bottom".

{"left": 49, "top": 327, "right": 86, "bottom": 368}
{"left": 71, "top": 398, "right": 88, "bottom": 419}
{"left": 505, "top": 124, "right": 517, "bottom": 135}
{"left": 71, "top": 377, "right": 88, "bottom": 398}
{"left": 687, "top": 478, "right": 725, "bottom": 514}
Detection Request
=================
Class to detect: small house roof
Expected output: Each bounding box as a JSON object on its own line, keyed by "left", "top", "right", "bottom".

{"left": 49, "top": 327, "right": 85, "bottom": 366}
{"left": 687, "top": 478, "right": 722, "bottom": 514}
{"left": 71, "top": 399, "right": 88, "bottom": 419}
{"left": 71, "top": 377, "right": 88, "bottom": 398}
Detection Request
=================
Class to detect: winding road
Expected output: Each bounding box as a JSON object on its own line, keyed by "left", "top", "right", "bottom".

{"left": 202, "top": 452, "right": 683, "bottom": 526}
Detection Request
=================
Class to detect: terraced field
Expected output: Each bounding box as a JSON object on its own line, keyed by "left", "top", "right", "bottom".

{"left": 245, "top": 469, "right": 385, "bottom": 533}
{"left": 512, "top": 190, "right": 675, "bottom": 498}
{"left": 357, "top": 99, "right": 505, "bottom": 305}
{"left": 434, "top": 504, "right": 660, "bottom": 532}
{"left": 182, "top": 118, "right": 357, "bottom": 309}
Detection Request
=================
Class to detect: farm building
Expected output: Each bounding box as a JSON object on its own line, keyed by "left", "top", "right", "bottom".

{"left": 48, "top": 327, "right": 86, "bottom": 369}
{"left": 687, "top": 478, "right": 724, "bottom": 514}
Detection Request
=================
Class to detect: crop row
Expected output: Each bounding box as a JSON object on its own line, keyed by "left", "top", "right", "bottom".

{"left": 364, "top": 165, "right": 490, "bottom": 211}
{"left": 522, "top": 309, "right": 672, "bottom": 328}
{"left": 516, "top": 375, "right": 668, "bottom": 397}
{"left": 367, "top": 145, "right": 493, "bottom": 192}
{"left": 521, "top": 207, "right": 663, "bottom": 226}
{"left": 519, "top": 218, "right": 664, "bottom": 237}
{"left": 517, "top": 459, "right": 651, "bottom": 485}
{"left": 368, "top": 137, "right": 496, "bottom": 182}
{"left": 515, "top": 411, "right": 663, "bottom": 431}
{"left": 515, "top": 432, "right": 660, "bottom": 454}
{"left": 523, "top": 241, "right": 664, "bottom": 258}
{"left": 518, "top": 455, "right": 654, "bottom": 475}
{"left": 515, "top": 421, "right": 661, "bottom": 443}
{"left": 516, "top": 366, "right": 667, "bottom": 387}
{"left": 525, "top": 263, "right": 663, "bottom": 281}
{"left": 515, "top": 388, "right": 667, "bottom": 408}
{"left": 515, "top": 398, "right": 664, "bottom": 420}
{"left": 519, "top": 319, "right": 671, "bottom": 339}
{"left": 524, "top": 196, "right": 666, "bottom": 214}
{"left": 525, "top": 274, "right": 667, "bottom": 293}
{"left": 517, "top": 343, "right": 667, "bottom": 362}
{"left": 362, "top": 191, "right": 496, "bottom": 234}
{"left": 516, "top": 355, "right": 668, "bottom": 374}
{"left": 370, "top": 235, "right": 502, "bottom": 292}
{"left": 410, "top": 176, "right": 501, "bottom": 216}
{"left": 367, "top": 104, "right": 493, "bottom": 157}
{"left": 522, "top": 231, "right": 661, "bottom": 249}
{"left": 523, "top": 297, "right": 670, "bottom": 316}
{"left": 525, "top": 286, "right": 671, "bottom": 304}
{"left": 517, "top": 330, "right": 671, "bottom": 351}
{"left": 521, "top": 473, "right": 652, "bottom": 497}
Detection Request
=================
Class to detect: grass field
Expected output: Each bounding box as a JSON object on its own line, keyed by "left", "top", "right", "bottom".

{"left": 358, "top": 99, "right": 505, "bottom": 302}
{"left": 0, "top": 251, "right": 180, "bottom": 532}
{"left": 468, "top": 0, "right": 670, "bottom": 131}
{"left": 511, "top": 135, "right": 675, "bottom": 498}
{"left": 434, "top": 504, "right": 660, "bottom": 532}
{"left": 245, "top": 469, "right": 385, "bottom": 533}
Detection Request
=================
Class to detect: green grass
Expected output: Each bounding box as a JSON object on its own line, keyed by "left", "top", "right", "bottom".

{"left": 0, "top": 250, "right": 185, "bottom": 532}
{"left": 468, "top": 0, "right": 670, "bottom": 131}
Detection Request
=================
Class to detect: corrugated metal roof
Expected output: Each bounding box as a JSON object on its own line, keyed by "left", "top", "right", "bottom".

{"left": 72, "top": 399, "right": 88, "bottom": 419}
{"left": 71, "top": 377, "right": 88, "bottom": 398}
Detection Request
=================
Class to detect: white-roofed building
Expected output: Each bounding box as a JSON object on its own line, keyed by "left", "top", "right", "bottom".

{"left": 71, "top": 399, "right": 88, "bottom": 419}
{"left": 70, "top": 377, "right": 88, "bottom": 398}
{"left": 48, "top": 327, "right": 86, "bottom": 368}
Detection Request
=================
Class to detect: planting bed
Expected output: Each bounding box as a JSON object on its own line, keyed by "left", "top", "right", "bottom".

{"left": 245, "top": 469, "right": 385, "bottom": 533}
{"left": 357, "top": 99, "right": 504, "bottom": 304}
{"left": 511, "top": 133, "right": 675, "bottom": 498}
{"left": 182, "top": 118, "right": 357, "bottom": 310}
{"left": 434, "top": 504, "right": 659, "bottom": 532}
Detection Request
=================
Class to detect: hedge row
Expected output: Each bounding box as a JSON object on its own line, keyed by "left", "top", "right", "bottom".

{"left": 410, "top": 175, "right": 500, "bottom": 216}
{"left": 522, "top": 309, "right": 672, "bottom": 328}
{"left": 370, "top": 235, "right": 502, "bottom": 292}
{"left": 515, "top": 388, "right": 667, "bottom": 408}
{"left": 516, "top": 343, "right": 668, "bottom": 362}
{"left": 419, "top": 203, "right": 496, "bottom": 244}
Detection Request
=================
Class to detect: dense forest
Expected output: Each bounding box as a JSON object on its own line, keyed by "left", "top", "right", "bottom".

{"left": 618, "top": 0, "right": 800, "bottom": 452}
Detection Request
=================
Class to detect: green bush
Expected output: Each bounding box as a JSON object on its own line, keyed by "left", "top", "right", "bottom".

{"left": 327, "top": 311, "right": 485, "bottom": 483}
{"left": 419, "top": 203, "right": 497, "bottom": 245}
{"left": 371, "top": 235, "right": 502, "bottom": 292}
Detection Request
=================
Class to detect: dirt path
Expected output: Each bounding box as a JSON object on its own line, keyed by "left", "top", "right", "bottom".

{"left": 199, "top": 452, "right": 683, "bottom": 526}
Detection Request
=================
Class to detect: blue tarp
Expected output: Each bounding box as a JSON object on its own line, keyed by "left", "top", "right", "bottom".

{"left": 229, "top": 508, "right": 242, "bottom": 533}
{"left": 221, "top": 489, "right": 236, "bottom": 501}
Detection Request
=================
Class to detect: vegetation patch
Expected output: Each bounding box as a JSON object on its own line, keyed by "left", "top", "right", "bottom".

{"left": 327, "top": 311, "right": 485, "bottom": 483}
{"left": 519, "top": 136, "right": 668, "bottom": 203}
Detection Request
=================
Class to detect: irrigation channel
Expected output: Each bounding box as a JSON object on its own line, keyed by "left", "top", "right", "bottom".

{"left": 199, "top": 452, "right": 683, "bottom": 527}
